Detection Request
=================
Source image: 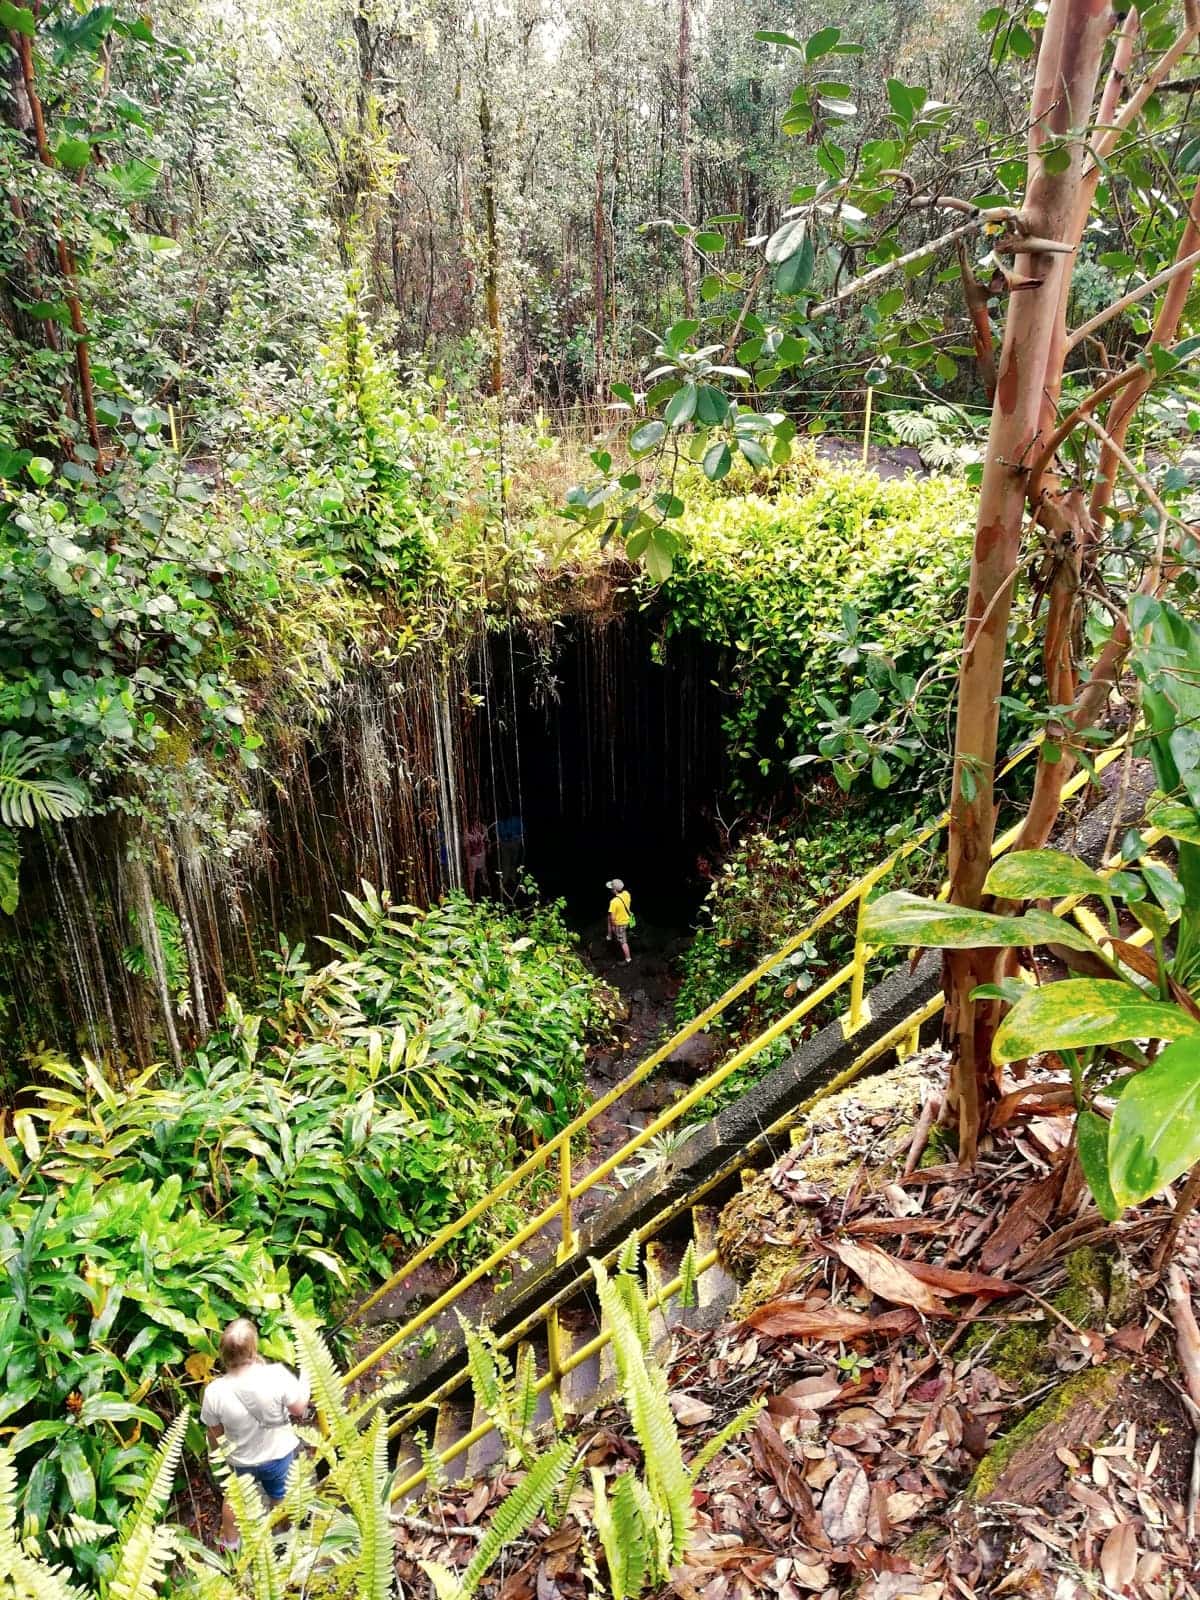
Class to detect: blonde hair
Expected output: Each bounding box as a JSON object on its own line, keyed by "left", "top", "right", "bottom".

{"left": 220, "top": 1317, "right": 259, "bottom": 1369}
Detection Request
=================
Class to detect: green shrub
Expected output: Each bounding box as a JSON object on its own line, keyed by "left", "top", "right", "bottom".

{"left": 676, "top": 814, "right": 939, "bottom": 1116}
{"left": 657, "top": 467, "right": 977, "bottom": 791}
{"left": 0, "top": 1169, "right": 292, "bottom": 1574}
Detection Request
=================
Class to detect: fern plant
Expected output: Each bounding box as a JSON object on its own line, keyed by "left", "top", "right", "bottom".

{"left": 0, "top": 1412, "right": 187, "bottom": 1600}
{"left": 0, "top": 731, "right": 88, "bottom": 915}
{"left": 418, "top": 1438, "right": 577, "bottom": 1600}
{"left": 459, "top": 1319, "right": 541, "bottom": 1468}
{"left": 587, "top": 1255, "right": 762, "bottom": 1600}
{"left": 0, "top": 1442, "right": 84, "bottom": 1599}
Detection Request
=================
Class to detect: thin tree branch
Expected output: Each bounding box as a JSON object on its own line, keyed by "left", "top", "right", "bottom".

{"left": 1094, "top": 14, "right": 1200, "bottom": 163}
{"left": 1065, "top": 247, "right": 1200, "bottom": 353}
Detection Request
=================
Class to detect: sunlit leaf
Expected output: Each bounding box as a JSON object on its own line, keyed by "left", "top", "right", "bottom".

{"left": 1109, "top": 1037, "right": 1200, "bottom": 1207}
{"left": 993, "top": 979, "right": 1200, "bottom": 1064}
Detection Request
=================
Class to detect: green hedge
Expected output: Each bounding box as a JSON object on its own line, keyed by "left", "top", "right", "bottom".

{"left": 658, "top": 467, "right": 978, "bottom": 791}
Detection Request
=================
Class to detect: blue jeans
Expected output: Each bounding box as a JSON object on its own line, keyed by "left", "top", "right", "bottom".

{"left": 233, "top": 1449, "right": 295, "bottom": 1501}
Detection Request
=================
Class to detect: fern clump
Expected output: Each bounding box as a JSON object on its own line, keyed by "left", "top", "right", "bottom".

{"left": 586, "top": 1253, "right": 762, "bottom": 1599}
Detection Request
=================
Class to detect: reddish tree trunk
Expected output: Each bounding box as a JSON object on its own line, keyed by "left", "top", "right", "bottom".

{"left": 945, "top": 0, "right": 1114, "bottom": 1161}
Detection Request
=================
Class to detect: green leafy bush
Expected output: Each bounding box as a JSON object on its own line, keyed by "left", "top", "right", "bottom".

{"left": 0, "top": 1167, "right": 291, "bottom": 1571}
{"left": 656, "top": 467, "right": 978, "bottom": 790}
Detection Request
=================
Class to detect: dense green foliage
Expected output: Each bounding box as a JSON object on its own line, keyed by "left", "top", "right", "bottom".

{"left": 658, "top": 466, "right": 978, "bottom": 790}
{"left": 0, "top": 887, "right": 608, "bottom": 1571}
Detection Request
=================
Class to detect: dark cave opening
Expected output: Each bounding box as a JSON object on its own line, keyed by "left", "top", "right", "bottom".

{"left": 475, "top": 610, "right": 731, "bottom": 930}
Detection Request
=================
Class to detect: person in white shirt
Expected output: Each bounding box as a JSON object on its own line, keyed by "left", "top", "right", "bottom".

{"left": 200, "top": 1317, "right": 310, "bottom": 1550}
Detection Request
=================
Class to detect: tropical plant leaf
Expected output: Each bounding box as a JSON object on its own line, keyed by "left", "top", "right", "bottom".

{"left": 0, "top": 733, "right": 88, "bottom": 828}
{"left": 862, "top": 891, "right": 1107, "bottom": 957}
{"left": 992, "top": 979, "right": 1200, "bottom": 1063}
{"left": 983, "top": 849, "right": 1134, "bottom": 902}
{"left": 1109, "top": 1037, "right": 1200, "bottom": 1208}
{"left": 0, "top": 826, "right": 18, "bottom": 915}
{"left": 1076, "top": 1107, "right": 1121, "bottom": 1221}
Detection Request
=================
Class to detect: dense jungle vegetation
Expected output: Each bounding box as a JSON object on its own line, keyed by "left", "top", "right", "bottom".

{"left": 2, "top": 0, "right": 1200, "bottom": 1593}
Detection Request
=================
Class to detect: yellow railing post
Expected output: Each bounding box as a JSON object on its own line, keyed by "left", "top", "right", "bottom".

{"left": 558, "top": 1135, "right": 574, "bottom": 1261}
{"left": 843, "top": 885, "right": 872, "bottom": 1036}
{"left": 547, "top": 1136, "right": 573, "bottom": 1382}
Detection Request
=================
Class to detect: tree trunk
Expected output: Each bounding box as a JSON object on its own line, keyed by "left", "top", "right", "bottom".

{"left": 478, "top": 88, "right": 503, "bottom": 399}
{"left": 678, "top": 0, "right": 695, "bottom": 317}
{"left": 944, "top": 0, "right": 1114, "bottom": 1162}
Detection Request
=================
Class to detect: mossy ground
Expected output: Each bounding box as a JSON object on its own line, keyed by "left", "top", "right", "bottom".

{"left": 967, "top": 1362, "right": 1127, "bottom": 1501}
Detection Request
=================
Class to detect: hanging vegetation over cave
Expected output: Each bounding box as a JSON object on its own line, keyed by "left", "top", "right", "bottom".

{"left": 2, "top": 0, "right": 1200, "bottom": 1594}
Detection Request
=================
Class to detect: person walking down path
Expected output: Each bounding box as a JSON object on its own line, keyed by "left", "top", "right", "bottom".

{"left": 201, "top": 1318, "right": 311, "bottom": 1550}
{"left": 606, "top": 878, "right": 633, "bottom": 964}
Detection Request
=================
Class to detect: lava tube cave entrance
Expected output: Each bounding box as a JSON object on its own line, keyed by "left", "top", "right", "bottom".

{"left": 474, "top": 611, "right": 730, "bottom": 933}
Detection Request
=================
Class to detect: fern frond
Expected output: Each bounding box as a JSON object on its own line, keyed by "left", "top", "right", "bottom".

{"left": 616, "top": 1234, "right": 640, "bottom": 1275}
{"left": 112, "top": 1412, "right": 186, "bottom": 1553}
{"left": 592, "top": 1260, "right": 692, "bottom": 1566}
{"left": 218, "top": 1465, "right": 284, "bottom": 1600}
{"left": 104, "top": 1524, "right": 177, "bottom": 1600}
{"left": 460, "top": 1438, "right": 576, "bottom": 1594}
{"left": 550, "top": 1442, "right": 585, "bottom": 1531}
{"left": 687, "top": 1397, "right": 764, "bottom": 1483}
{"left": 461, "top": 1319, "right": 507, "bottom": 1435}
{"left": 286, "top": 1301, "right": 356, "bottom": 1457}
{"left": 677, "top": 1240, "right": 698, "bottom": 1310}
{"left": 513, "top": 1344, "right": 539, "bottom": 1453}
{"left": 417, "top": 1559, "right": 464, "bottom": 1600}
{"left": 616, "top": 1272, "right": 652, "bottom": 1354}
{"left": 416, "top": 1430, "right": 446, "bottom": 1495}
{"left": 0, "top": 1454, "right": 86, "bottom": 1599}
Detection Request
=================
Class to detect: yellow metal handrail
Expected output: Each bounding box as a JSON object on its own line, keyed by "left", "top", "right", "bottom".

{"left": 346, "top": 735, "right": 1130, "bottom": 1393}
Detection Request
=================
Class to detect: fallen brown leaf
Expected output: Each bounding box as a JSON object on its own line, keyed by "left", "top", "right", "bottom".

{"left": 749, "top": 1412, "right": 822, "bottom": 1532}
{"left": 744, "top": 1298, "right": 918, "bottom": 1340}
{"left": 979, "top": 1168, "right": 1062, "bottom": 1272}
{"left": 828, "top": 1240, "right": 947, "bottom": 1315}
{"left": 671, "top": 1393, "right": 717, "bottom": 1426}
{"left": 820, "top": 1463, "right": 869, "bottom": 1544}
{"left": 1099, "top": 1522, "right": 1138, "bottom": 1591}
{"left": 902, "top": 1260, "right": 1018, "bottom": 1300}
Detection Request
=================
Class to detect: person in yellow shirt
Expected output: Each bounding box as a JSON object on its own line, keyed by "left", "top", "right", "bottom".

{"left": 606, "top": 878, "right": 632, "bottom": 964}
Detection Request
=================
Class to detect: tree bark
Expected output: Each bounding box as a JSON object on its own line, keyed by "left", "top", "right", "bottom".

{"left": 945, "top": 0, "right": 1114, "bottom": 1162}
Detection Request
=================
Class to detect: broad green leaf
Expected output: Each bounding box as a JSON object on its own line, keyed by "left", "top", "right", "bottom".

{"left": 0, "top": 825, "right": 19, "bottom": 915}
{"left": 702, "top": 442, "right": 731, "bottom": 481}
{"left": 862, "top": 891, "right": 1107, "bottom": 957}
{"left": 993, "top": 979, "right": 1200, "bottom": 1064}
{"left": 629, "top": 420, "right": 666, "bottom": 455}
{"left": 806, "top": 26, "right": 841, "bottom": 58}
{"left": 754, "top": 30, "right": 804, "bottom": 50}
{"left": 643, "top": 534, "right": 674, "bottom": 583}
{"left": 0, "top": 3, "right": 35, "bottom": 36}
{"left": 765, "top": 217, "right": 808, "bottom": 266}
{"left": 694, "top": 385, "right": 729, "bottom": 425}
{"left": 984, "top": 849, "right": 1117, "bottom": 901}
{"left": 1109, "top": 1037, "right": 1200, "bottom": 1207}
{"left": 53, "top": 136, "right": 92, "bottom": 170}
{"left": 665, "top": 383, "right": 698, "bottom": 427}
{"left": 775, "top": 233, "right": 815, "bottom": 295}
{"left": 1147, "top": 801, "right": 1200, "bottom": 844}
{"left": 1076, "top": 1107, "right": 1121, "bottom": 1221}
{"left": 27, "top": 456, "right": 54, "bottom": 486}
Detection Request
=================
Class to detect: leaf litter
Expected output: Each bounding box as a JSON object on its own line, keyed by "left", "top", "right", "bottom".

{"left": 392, "top": 1053, "right": 1200, "bottom": 1599}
